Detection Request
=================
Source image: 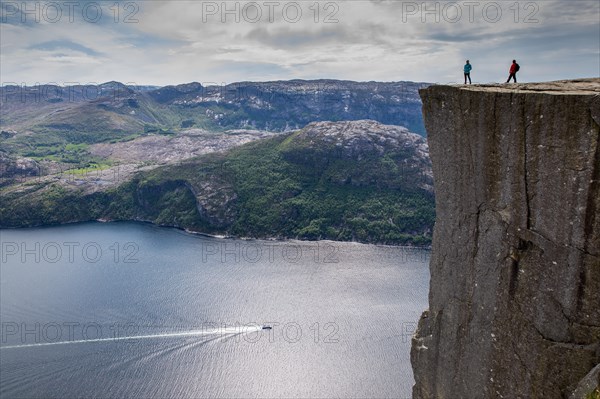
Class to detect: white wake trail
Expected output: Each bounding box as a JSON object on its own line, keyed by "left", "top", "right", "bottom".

{"left": 0, "top": 325, "right": 263, "bottom": 350}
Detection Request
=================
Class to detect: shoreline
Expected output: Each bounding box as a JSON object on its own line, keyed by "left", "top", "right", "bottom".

{"left": 0, "top": 218, "right": 432, "bottom": 250}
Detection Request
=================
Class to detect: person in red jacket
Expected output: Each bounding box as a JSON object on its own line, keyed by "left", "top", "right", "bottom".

{"left": 506, "top": 60, "right": 519, "bottom": 83}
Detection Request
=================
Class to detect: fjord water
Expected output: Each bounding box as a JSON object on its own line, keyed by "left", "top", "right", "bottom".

{"left": 0, "top": 222, "right": 429, "bottom": 398}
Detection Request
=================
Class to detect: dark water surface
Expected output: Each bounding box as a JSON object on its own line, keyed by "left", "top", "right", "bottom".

{"left": 0, "top": 222, "right": 429, "bottom": 398}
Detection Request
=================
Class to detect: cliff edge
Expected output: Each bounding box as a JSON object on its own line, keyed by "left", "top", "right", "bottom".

{"left": 411, "top": 79, "right": 600, "bottom": 398}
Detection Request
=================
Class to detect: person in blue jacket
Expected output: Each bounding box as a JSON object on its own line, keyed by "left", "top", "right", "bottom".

{"left": 464, "top": 60, "right": 472, "bottom": 84}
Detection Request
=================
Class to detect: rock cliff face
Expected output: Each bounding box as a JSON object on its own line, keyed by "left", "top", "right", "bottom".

{"left": 149, "top": 80, "right": 428, "bottom": 135}
{"left": 411, "top": 79, "right": 600, "bottom": 398}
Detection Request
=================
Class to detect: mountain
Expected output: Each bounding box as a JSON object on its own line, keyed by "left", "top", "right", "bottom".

{"left": 0, "top": 80, "right": 427, "bottom": 152}
{"left": 0, "top": 82, "right": 169, "bottom": 158}
{"left": 0, "top": 120, "right": 435, "bottom": 245}
{"left": 148, "top": 80, "right": 428, "bottom": 134}
{"left": 0, "top": 79, "right": 428, "bottom": 179}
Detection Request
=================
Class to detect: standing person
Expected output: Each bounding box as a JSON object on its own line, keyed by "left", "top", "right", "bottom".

{"left": 506, "top": 60, "right": 520, "bottom": 83}
{"left": 464, "top": 60, "right": 472, "bottom": 84}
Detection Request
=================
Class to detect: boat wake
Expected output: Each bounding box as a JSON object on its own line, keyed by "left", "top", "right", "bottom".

{"left": 0, "top": 324, "right": 263, "bottom": 350}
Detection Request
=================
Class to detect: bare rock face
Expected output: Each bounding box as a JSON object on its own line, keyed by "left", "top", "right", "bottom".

{"left": 297, "top": 120, "right": 429, "bottom": 160}
{"left": 411, "top": 79, "right": 600, "bottom": 399}
{"left": 0, "top": 152, "right": 39, "bottom": 186}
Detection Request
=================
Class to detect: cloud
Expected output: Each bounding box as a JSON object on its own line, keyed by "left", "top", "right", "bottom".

{"left": 29, "top": 40, "right": 101, "bottom": 56}
{"left": 0, "top": 0, "right": 598, "bottom": 85}
{"left": 245, "top": 26, "right": 343, "bottom": 49}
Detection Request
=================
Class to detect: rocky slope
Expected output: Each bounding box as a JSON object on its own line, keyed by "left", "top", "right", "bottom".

{"left": 0, "top": 120, "right": 434, "bottom": 245}
{"left": 149, "top": 80, "right": 428, "bottom": 135}
{"left": 411, "top": 79, "right": 600, "bottom": 398}
{"left": 0, "top": 129, "right": 274, "bottom": 192}
{"left": 88, "top": 129, "right": 277, "bottom": 165}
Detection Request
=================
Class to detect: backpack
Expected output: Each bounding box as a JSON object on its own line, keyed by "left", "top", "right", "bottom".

{"left": 515, "top": 63, "right": 520, "bottom": 72}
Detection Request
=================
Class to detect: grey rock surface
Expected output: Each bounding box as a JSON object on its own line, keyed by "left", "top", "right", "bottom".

{"left": 411, "top": 79, "right": 600, "bottom": 399}
{"left": 569, "top": 363, "right": 599, "bottom": 399}
{"left": 90, "top": 129, "right": 277, "bottom": 164}
{"left": 287, "top": 120, "right": 433, "bottom": 192}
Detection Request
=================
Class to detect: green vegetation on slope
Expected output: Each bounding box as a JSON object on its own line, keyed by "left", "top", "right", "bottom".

{"left": 0, "top": 126, "right": 434, "bottom": 245}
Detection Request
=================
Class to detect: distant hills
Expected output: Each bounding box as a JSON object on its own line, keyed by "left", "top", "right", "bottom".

{"left": 0, "top": 79, "right": 434, "bottom": 244}
{"left": 0, "top": 80, "right": 427, "bottom": 145}
{"left": 147, "top": 80, "right": 427, "bottom": 134}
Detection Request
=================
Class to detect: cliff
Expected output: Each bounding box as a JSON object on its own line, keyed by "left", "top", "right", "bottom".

{"left": 411, "top": 79, "right": 600, "bottom": 398}
{"left": 148, "top": 80, "right": 428, "bottom": 135}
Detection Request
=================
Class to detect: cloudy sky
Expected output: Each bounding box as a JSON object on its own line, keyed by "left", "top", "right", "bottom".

{"left": 1, "top": 0, "right": 598, "bottom": 86}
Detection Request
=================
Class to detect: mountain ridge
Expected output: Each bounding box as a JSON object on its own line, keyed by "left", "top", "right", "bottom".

{"left": 1, "top": 79, "right": 428, "bottom": 138}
